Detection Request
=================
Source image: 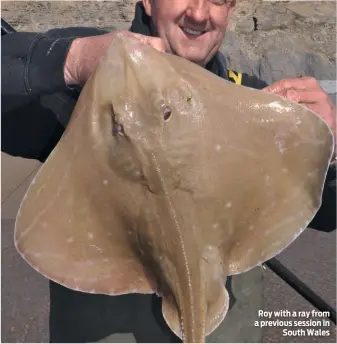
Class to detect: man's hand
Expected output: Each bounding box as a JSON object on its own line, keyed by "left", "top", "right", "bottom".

{"left": 264, "top": 76, "right": 336, "bottom": 161}
{"left": 64, "top": 31, "right": 166, "bottom": 86}
{"left": 263, "top": 77, "right": 336, "bottom": 137}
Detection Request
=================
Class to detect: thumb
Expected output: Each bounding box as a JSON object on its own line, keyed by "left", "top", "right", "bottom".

{"left": 263, "top": 85, "right": 277, "bottom": 93}
{"left": 147, "top": 37, "right": 166, "bottom": 53}
{"left": 132, "top": 33, "right": 166, "bottom": 53}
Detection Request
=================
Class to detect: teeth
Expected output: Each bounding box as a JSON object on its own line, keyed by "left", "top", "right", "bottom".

{"left": 183, "top": 27, "right": 203, "bottom": 36}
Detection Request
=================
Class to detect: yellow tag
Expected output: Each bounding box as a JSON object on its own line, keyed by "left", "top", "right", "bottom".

{"left": 228, "top": 70, "right": 242, "bottom": 85}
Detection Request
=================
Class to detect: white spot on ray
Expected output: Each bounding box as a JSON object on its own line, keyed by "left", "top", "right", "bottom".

{"left": 89, "top": 244, "right": 103, "bottom": 253}
{"left": 215, "top": 144, "right": 221, "bottom": 152}
{"left": 207, "top": 245, "right": 214, "bottom": 251}
{"left": 307, "top": 170, "right": 319, "bottom": 178}
{"left": 33, "top": 253, "right": 41, "bottom": 258}
{"left": 226, "top": 202, "right": 232, "bottom": 208}
{"left": 248, "top": 225, "right": 254, "bottom": 231}
{"left": 261, "top": 119, "right": 274, "bottom": 124}
{"left": 275, "top": 133, "right": 288, "bottom": 154}
{"left": 264, "top": 229, "right": 272, "bottom": 236}
{"left": 265, "top": 175, "right": 271, "bottom": 185}
{"left": 281, "top": 168, "right": 288, "bottom": 173}
{"left": 67, "top": 237, "right": 74, "bottom": 244}
{"left": 103, "top": 179, "right": 108, "bottom": 185}
{"left": 88, "top": 232, "right": 94, "bottom": 240}
{"left": 212, "top": 223, "right": 219, "bottom": 229}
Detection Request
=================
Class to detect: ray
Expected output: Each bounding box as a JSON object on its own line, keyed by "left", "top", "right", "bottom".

{"left": 14, "top": 33, "right": 334, "bottom": 343}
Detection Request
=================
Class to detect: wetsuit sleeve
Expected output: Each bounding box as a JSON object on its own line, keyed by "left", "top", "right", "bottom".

{"left": 241, "top": 72, "right": 269, "bottom": 90}
{"left": 308, "top": 163, "right": 336, "bottom": 232}
{"left": 1, "top": 27, "right": 107, "bottom": 162}
{"left": 2, "top": 27, "right": 107, "bottom": 112}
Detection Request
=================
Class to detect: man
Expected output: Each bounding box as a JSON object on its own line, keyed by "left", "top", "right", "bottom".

{"left": 2, "top": 0, "right": 336, "bottom": 342}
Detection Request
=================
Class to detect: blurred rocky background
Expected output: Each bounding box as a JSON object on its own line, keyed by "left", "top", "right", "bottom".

{"left": 226, "top": 0, "right": 336, "bottom": 86}
{"left": 2, "top": 0, "right": 336, "bottom": 86}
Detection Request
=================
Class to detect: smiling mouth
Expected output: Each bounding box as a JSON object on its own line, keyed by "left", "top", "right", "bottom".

{"left": 180, "top": 27, "right": 206, "bottom": 38}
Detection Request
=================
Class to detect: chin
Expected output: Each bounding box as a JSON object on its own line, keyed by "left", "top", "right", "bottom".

{"left": 176, "top": 50, "right": 207, "bottom": 66}
{"left": 187, "top": 56, "right": 208, "bottom": 67}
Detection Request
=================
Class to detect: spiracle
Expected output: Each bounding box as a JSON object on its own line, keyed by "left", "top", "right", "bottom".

{"left": 161, "top": 104, "right": 172, "bottom": 121}
{"left": 112, "top": 122, "right": 124, "bottom": 136}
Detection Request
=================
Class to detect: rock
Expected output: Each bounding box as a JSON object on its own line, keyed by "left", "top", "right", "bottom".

{"left": 234, "top": 17, "right": 255, "bottom": 33}
{"left": 222, "top": 0, "right": 336, "bottom": 85}
{"left": 253, "top": 6, "right": 295, "bottom": 31}
{"left": 116, "top": 0, "right": 138, "bottom": 23}
{"left": 229, "top": 1, "right": 256, "bottom": 33}
{"left": 286, "top": 2, "right": 336, "bottom": 25}
{"left": 222, "top": 30, "right": 336, "bottom": 85}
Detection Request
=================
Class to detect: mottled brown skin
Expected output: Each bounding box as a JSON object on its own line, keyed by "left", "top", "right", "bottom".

{"left": 15, "top": 33, "right": 334, "bottom": 343}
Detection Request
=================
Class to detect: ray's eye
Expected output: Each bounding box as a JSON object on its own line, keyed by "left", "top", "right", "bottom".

{"left": 161, "top": 104, "right": 172, "bottom": 121}
{"left": 112, "top": 122, "right": 124, "bottom": 136}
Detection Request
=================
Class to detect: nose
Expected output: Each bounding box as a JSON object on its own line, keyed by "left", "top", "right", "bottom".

{"left": 186, "top": 0, "right": 210, "bottom": 24}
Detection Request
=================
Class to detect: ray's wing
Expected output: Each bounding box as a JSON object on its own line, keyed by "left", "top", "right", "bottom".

{"left": 165, "top": 56, "right": 334, "bottom": 278}
{"left": 200, "top": 84, "right": 335, "bottom": 276}
{"left": 14, "top": 37, "right": 157, "bottom": 296}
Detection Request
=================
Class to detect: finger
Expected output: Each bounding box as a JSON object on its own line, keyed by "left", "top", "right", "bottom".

{"left": 304, "top": 103, "right": 336, "bottom": 133}
{"left": 285, "top": 89, "right": 331, "bottom": 105}
{"left": 148, "top": 37, "right": 166, "bottom": 53}
{"left": 263, "top": 76, "right": 319, "bottom": 94}
{"left": 132, "top": 33, "right": 166, "bottom": 52}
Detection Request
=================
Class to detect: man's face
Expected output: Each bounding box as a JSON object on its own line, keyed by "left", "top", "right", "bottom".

{"left": 142, "top": 0, "right": 236, "bottom": 66}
